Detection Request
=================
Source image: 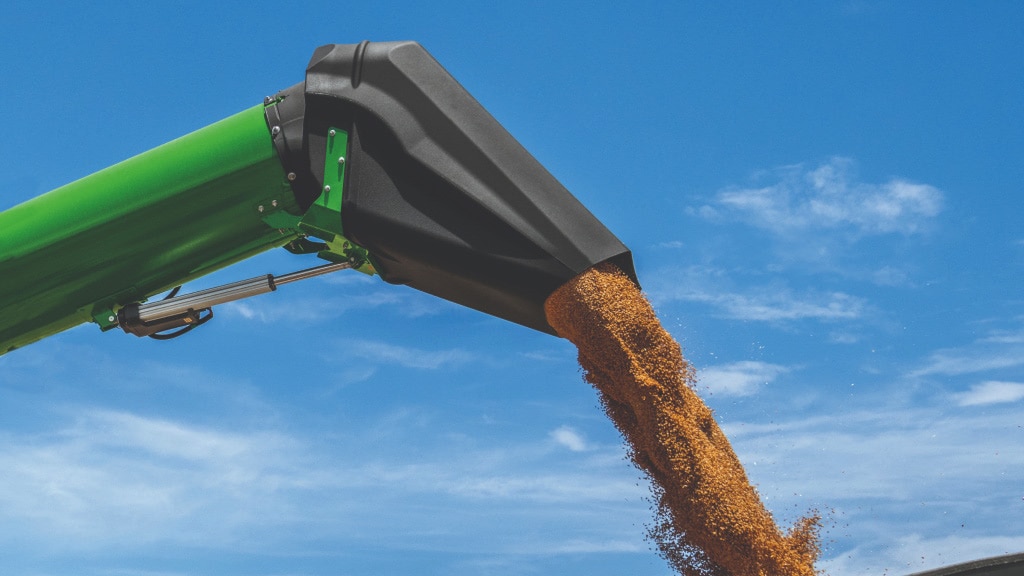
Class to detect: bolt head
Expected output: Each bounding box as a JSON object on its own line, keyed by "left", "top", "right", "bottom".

{"left": 271, "top": 125, "right": 281, "bottom": 136}
{"left": 338, "top": 156, "right": 346, "bottom": 165}
{"left": 271, "top": 199, "right": 278, "bottom": 207}
{"left": 258, "top": 205, "right": 265, "bottom": 212}
{"left": 329, "top": 129, "right": 337, "bottom": 137}
{"left": 287, "top": 172, "right": 297, "bottom": 181}
{"left": 324, "top": 185, "right": 331, "bottom": 193}
{"left": 108, "top": 315, "right": 116, "bottom": 323}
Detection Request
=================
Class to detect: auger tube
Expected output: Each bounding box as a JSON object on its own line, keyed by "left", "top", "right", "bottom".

{"left": 0, "top": 41, "right": 635, "bottom": 355}
{"left": 0, "top": 105, "right": 301, "bottom": 354}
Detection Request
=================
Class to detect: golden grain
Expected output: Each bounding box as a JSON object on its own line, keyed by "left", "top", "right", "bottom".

{"left": 545, "top": 263, "right": 820, "bottom": 576}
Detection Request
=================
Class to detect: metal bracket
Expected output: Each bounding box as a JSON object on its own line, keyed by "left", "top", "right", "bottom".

{"left": 296, "top": 127, "right": 375, "bottom": 275}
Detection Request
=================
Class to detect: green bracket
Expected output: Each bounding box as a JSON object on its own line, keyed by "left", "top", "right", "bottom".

{"left": 295, "top": 127, "right": 375, "bottom": 275}
{"left": 300, "top": 128, "right": 347, "bottom": 240}
{"left": 90, "top": 307, "right": 119, "bottom": 332}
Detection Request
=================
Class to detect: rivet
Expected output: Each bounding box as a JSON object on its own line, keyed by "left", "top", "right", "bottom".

{"left": 271, "top": 126, "right": 281, "bottom": 136}
{"left": 258, "top": 205, "right": 265, "bottom": 212}
{"left": 264, "top": 96, "right": 272, "bottom": 105}
{"left": 108, "top": 315, "right": 116, "bottom": 323}
{"left": 328, "top": 129, "right": 336, "bottom": 137}
{"left": 338, "top": 156, "right": 346, "bottom": 165}
{"left": 271, "top": 199, "right": 278, "bottom": 207}
{"left": 324, "top": 185, "right": 331, "bottom": 193}
{"left": 287, "top": 172, "right": 297, "bottom": 181}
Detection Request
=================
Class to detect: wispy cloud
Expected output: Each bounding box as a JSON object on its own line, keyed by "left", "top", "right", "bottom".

{"left": 698, "top": 361, "right": 791, "bottom": 396}
{"left": 343, "top": 339, "right": 475, "bottom": 370}
{"left": 695, "top": 157, "right": 943, "bottom": 237}
{"left": 953, "top": 381, "right": 1024, "bottom": 406}
{"left": 549, "top": 425, "right": 588, "bottom": 451}
{"left": 910, "top": 327, "right": 1024, "bottom": 378}
{"left": 652, "top": 240, "right": 685, "bottom": 249}
{"left": 535, "top": 538, "right": 644, "bottom": 554}
{"left": 871, "top": 265, "right": 913, "bottom": 287}
{"left": 0, "top": 405, "right": 649, "bottom": 560}
{"left": 220, "top": 286, "right": 443, "bottom": 324}
{"left": 447, "top": 471, "right": 637, "bottom": 503}
{"left": 979, "top": 328, "right": 1024, "bottom": 345}
{"left": 911, "top": 350, "right": 1024, "bottom": 378}
{"left": 0, "top": 410, "right": 310, "bottom": 550}
{"left": 720, "top": 402, "right": 1024, "bottom": 575}
{"left": 710, "top": 289, "right": 865, "bottom": 321}
{"left": 648, "top": 266, "right": 867, "bottom": 322}
{"left": 822, "top": 534, "right": 1024, "bottom": 576}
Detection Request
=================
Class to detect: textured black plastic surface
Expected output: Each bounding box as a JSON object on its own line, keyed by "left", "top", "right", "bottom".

{"left": 276, "top": 41, "right": 635, "bottom": 334}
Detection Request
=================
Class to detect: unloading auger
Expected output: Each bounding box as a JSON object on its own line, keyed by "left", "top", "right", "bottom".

{"left": 0, "top": 41, "right": 636, "bottom": 354}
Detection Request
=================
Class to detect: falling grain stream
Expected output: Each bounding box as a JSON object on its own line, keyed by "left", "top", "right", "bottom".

{"left": 545, "top": 263, "right": 820, "bottom": 576}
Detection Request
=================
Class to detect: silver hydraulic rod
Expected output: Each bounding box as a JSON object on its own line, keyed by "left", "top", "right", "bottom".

{"left": 273, "top": 261, "right": 354, "bottom": 287}
{"left": 134, "top": 261, "right": 353, "bottom": 323}
{"left": 136, "top": 275, "right": 273, "bottom": 322}
{"left": 136, "top": 261, "right": 352, "bottom": 319}
{"left": 117, "top": 260, "right": 352, "bottom": 336}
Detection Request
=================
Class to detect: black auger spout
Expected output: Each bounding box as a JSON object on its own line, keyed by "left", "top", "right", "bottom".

{"left": 268, "top": 41, "right": 636, "bottom": 334}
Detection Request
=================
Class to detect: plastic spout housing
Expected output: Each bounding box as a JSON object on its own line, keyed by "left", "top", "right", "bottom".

{"left": 272, "top": 41, "right": 636, "bottom": 334}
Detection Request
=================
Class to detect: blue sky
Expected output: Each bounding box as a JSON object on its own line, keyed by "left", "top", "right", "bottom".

{"left": 2, "top": 2, "right": 1023, "bottom": 575}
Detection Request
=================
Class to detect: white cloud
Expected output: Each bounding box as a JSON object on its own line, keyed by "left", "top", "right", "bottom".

{"left": 697, "top": 157, "right": 943, "bottom": 237}
{"left": 822, "top": 534, "right": 1024, "bottom": 576}
{"left": 541, "top": 538, "right": 644, "bottom": 554}
{"left": 698, "top": 361, "right": 791, "bottom": 396}
{"left": 648, "top": 266, "right": 866, "bottom": 322}
{"left": 726, "top": 405, "right": 1024, "bottom": 495}
{"left": 911, "top": 345, "right": 1024, "bottom": 378}
{"left": 343, "top": 339, "right": 474, "bottom": 370}
{"left": 828, "top": 331, "right": 861, "bottom": 344}
{"left": 953, "top": 381, "right": 1024, "bottom": 406}
{"left": 0, "top": 406, "right": 650, "bottom": 559}
{"left": 653, "top": 240, "right": 684, "bottom": 249}
{"left": 0, "top": 410, "right": 310, "bottom": 549}
{"left": 550, "top": 425, "right": 588, "bottom": 451}
{"left": 719, "top": 402, "right": 1024, "bottom": 575}
{"left": 904, "top": 322, "right": 1024, "bottom": 380}
{"left": 714, "top": 289, "right": 865, "bottom": 321}
{"left": 980, "top": 329, "right": 1024, "bottom": 345}
{"left": 225, "top": 300, "right": 259, "bottom": 320}
{"left": 871, "top": 265, "right": 912, "bottom": 287}
{"left": 219, "top": 287, "right": 442, "bottom": 324}
{"left": 448, "top": 472, "right": 636, "bottom": 503}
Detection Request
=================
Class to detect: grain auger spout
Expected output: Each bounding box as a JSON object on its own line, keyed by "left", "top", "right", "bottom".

{"left": 0, "top": 41, "right": 635, "bottom": 353}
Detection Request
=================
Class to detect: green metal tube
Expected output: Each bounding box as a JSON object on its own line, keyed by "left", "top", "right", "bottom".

{"left": 0, "top": 104, "right": 301, "bottom": 354}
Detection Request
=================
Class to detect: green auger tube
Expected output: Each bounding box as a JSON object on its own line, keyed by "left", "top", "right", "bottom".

{"left": 0, "top": 105, "right": 304, "bottom": 355}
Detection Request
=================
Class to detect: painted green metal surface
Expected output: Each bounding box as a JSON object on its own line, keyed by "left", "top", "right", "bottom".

{"left": 297, "top": 127, "right": 374, "bottom": 274}
{"left": 0, "top": 105, "right": 302, "bottom": 354}
{"left": 300, "top": 127, "right": 348, "bottom": 240}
